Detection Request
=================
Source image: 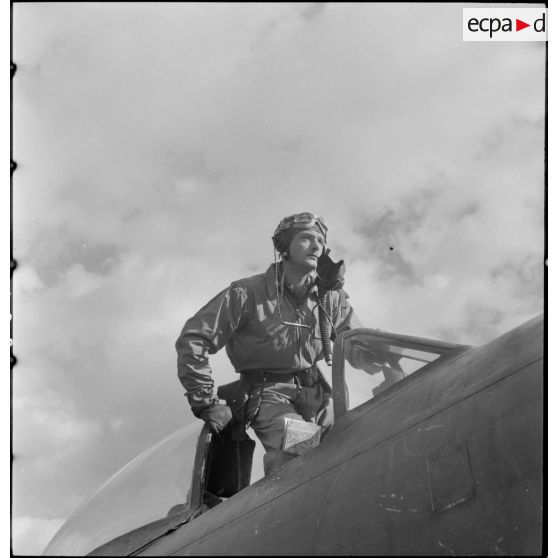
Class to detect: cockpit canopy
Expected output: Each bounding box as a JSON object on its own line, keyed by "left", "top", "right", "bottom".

{"left": 43, "top": 424, "right": 201, "bottom": 556}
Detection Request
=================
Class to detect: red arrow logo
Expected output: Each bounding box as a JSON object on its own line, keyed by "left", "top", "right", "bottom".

{"left": 516, "top": 19, "right": 530, "bottom": 31}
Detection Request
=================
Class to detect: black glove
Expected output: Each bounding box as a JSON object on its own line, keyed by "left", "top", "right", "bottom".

{"left": 316, "top": 249, "right": 346, "bottom": 292}
{"left": 198, "top": 404, "right": 233, "bottom": 434}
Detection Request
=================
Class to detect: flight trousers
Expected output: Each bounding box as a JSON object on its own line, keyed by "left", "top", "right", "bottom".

{"left": 218, "top": 366, "right": 331, "bottom": 474}
{"left": 240, "top": 367, "right": 330, "bottom": 473}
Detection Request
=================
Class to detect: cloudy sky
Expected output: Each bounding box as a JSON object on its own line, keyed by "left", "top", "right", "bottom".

{"left": 12, "top": 3, "right": 545, "bottom": 555}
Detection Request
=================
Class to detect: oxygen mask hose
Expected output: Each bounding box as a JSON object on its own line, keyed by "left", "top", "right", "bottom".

{"left": 316, "top": 249, "right": 346, "bottom": 366}
{"left": 318, "top": 288, "right": 333, "bottom": 365}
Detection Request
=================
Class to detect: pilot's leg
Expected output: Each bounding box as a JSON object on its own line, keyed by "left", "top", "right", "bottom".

{"left": 250, "top": 382, "right": 303, "bottom": 475}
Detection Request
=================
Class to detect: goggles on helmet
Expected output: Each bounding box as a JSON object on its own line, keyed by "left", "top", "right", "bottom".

{"left": 274, "top": 213, "right": 328, "bottom": 237}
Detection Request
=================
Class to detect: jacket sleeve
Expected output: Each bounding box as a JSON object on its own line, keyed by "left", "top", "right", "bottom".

{"left": 175, "top": 285, "right": 250, "bottom": 414}
{"left": 332, "top": 288, "right": 363, "bottom": 336}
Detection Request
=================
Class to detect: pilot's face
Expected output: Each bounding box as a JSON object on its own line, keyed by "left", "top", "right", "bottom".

{"left": 287, "top": 230, "right": 325, "bottom": 272}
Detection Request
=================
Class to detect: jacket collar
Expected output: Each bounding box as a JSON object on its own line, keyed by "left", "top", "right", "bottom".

{"left": 264, "top": 263, "right": 318, "bottom": 299}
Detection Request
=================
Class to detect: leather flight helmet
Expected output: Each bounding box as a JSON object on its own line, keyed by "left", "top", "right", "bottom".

{"left": 272, "top": 212, "right": 328, "bottom": 256}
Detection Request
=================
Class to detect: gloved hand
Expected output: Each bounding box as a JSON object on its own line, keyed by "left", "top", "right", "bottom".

{"left": 316, "top": 398, "right": 334, "bottom": 434}
{"left": 316, "top": 249, "right": 346, "bottom": 292}
{"left": 199, "top": 404, "right": 233, "bottom": 434}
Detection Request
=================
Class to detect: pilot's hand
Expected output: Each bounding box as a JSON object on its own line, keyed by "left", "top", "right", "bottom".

{"left": 316, "top": 249, "right": 345, "bottom": 292}
{"left": 199, "top": 404, "right": 233, "bottom": 434}
{"left": 316, "top": 398, "right": 334, "bottom": 434}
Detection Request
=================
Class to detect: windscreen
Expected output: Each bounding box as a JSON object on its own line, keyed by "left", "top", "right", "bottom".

{"left": 43, "top": 423, "right": 202, "bottom": 556}
{"left": 342, "top": 333, "right": 443, "bottom": 410}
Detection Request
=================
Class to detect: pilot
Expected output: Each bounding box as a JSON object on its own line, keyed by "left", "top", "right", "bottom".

{"left": 175, "top": 212, "right": 362, "bottom": 474}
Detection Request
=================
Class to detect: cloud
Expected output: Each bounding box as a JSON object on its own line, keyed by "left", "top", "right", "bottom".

{"left": 299, "top": 3, "right": 327, "bottom": 22}
{"left": 14, "top": 264, "right": 44, "bottom": 294}
{"left": 22, "top": 227, "right": 121, "bottom": 289}
{"left": 12, "top": 386, "right": 103, "bottom": 458}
